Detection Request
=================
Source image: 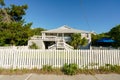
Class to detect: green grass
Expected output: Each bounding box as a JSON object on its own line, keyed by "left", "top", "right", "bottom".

{"left": 0, "top": 64, "right": 120, "bottom": 75}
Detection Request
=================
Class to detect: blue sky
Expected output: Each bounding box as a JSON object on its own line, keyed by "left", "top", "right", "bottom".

{"left": 5, "top": 0, "right": 120, "bottom": 33}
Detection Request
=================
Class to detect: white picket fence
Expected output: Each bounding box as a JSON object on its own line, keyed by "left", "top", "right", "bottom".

{"left": 0, "top": 49, "right": 120, "bottom": 69}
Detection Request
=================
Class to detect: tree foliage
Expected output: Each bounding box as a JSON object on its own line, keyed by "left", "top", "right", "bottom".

{"left": 32, "top": 28, "right": 45, "bottom": 35}
{"left": 7, "top": 4, "right": 28, "bottom": 21}
{"left": 0, "top": 1, "right": 33, "bottom": 46}
{"left": 69, "top": 33, "right": 88, "bottom": 49}
{"left": 91, "top": 33, "right": 109, "bottom": 46}
{"left": 0, "top": 0, "right": 5, "bottom": 7}
{"left": 91, "top": 25, "right": 120, "bottom": 47}
{"left": 0, "top": 22, "right": 33, "bottom": 46}
{"left": 108, "top": 24, "right": 120, "bottom": 47}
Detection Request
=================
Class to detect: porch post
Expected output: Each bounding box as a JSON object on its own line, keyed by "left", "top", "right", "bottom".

{"left": 57, "top": 33, "right": 58, "bottom": 36}
{"left": 42, "top": 32, "right": 45, "bottom": 39}
{"left": 62, "top": 33, "right": 64, "bottom": 39}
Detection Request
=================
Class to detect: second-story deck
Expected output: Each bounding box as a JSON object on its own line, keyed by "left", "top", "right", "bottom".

{"left": 30, "top": 35, "right": 71, "bottom": 42}
{"left": 30, "top": 35, "right": 56, "bottom": 41}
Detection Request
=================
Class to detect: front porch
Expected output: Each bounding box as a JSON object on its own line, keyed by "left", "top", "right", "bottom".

{"left": 30, "top": 35, "right": 74, "bottom": 50}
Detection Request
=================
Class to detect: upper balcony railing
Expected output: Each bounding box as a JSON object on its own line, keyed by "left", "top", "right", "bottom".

{"left": 30, "top": 35, "right": 57, "bottom": 41}
{"left": 30, "top": 35, "right": 71, "bottom": 42}
{"left": 42, "top": 36, "right": 57, "bottom": 41}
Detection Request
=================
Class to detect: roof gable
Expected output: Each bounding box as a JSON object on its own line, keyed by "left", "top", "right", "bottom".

{"left": 42, "top": 25, "right": 90, "bottom": 33}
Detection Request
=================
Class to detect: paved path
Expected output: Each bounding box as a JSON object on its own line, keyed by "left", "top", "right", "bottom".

{"left": 0, "top": 73, "right": 120, "bottom": 80}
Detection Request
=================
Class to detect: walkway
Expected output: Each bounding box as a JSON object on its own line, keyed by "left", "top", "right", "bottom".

{"left": 0, "top": 73, "right": 120, "bottom": 80}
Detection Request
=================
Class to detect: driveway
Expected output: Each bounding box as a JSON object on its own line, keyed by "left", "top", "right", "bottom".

{"left": 0, "top": 73, "right": 120, "bottom": 80}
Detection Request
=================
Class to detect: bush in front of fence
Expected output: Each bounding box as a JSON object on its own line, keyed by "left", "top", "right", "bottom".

{"left": 62, "top": 63, "right": 78, "bottom": 75}
{"left": 41, "top": 65, "right": 53, "bottom": 72}
{"left": 99, "top": 64, "right": 120, "bottom": 73}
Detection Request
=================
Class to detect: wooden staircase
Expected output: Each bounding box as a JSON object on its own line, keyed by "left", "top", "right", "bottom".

{"left": 48, "top": 38, "right": 73, "bottom": 50}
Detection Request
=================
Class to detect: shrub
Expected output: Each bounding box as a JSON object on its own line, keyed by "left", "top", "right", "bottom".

{"left": 62, "top": 63, "right": 78, "bottom": 75}
{"left": 41, "top": 65, "right": 53, "bottom": 72}
{"left": 99, "top": 64, "right": 120, "bottom": 73}
{"left": 107, "top": 64, "right": 120, "bottom": 73}
{"left": 29, "top": 42, "right": 39, "bottom": 49}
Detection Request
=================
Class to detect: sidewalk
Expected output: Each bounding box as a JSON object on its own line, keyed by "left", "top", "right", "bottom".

{"left": 0, "top": 73, "right": 120, "bottom": 80}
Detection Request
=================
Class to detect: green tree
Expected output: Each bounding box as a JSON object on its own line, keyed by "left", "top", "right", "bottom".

{"left": 69, "top": 33, "right": 88, "bottom": 49}
{"left": 108, "top": 24, "right": 120, "bottom": 47}
{"left": 0, "top": 0, "right": 5, "bottom": 7}
{"left": 32, "top": 27, "right": 45, "bottom": 35}
{"left": 0, "top": 22, "right": 33, "bottom": 46}
{"left": 0, "top": 0, "right": 11, "bottom": 23}
{"left": 0, "top": 1, "right": 33, "bottom": 46}
{"left": 8, "top": 4, "right": 28, "bottom": 21}
{"left": 91, "top": 33, "right": 109, "bottom": 46}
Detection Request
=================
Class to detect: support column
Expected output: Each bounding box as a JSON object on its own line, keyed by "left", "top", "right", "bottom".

{"left": 62, "top": 33, "right": 64, "bottom": 38}
{"left": 42, "top": 32, "right": 45, "bottom": 39}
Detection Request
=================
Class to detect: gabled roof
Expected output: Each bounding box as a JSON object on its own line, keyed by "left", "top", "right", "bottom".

{"left": 42, "top": 25, "right": 90, "bottom": 33}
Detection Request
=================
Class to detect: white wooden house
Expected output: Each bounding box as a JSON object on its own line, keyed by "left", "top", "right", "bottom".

{"left": 28, "top": 25, "right": 91, "bottom": 50}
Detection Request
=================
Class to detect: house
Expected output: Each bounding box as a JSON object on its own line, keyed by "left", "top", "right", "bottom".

{"left": 28, "top": 25, "right": 91, "bottom": 50}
